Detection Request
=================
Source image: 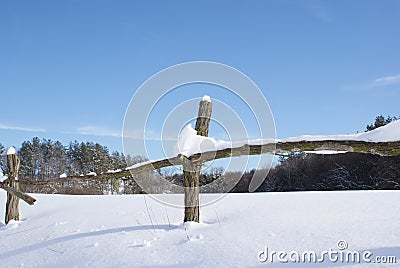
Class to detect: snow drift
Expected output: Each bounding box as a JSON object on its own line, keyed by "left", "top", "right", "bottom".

{"left": 0, "top": 191, "right": 399, "bottom": 267}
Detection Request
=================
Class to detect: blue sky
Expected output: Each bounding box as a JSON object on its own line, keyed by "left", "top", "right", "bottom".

{"left": 1, "top": 0, "right": 399, "bottom": 161}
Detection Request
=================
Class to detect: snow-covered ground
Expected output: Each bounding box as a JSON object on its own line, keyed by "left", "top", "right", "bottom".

{"left": 0, "top": 190, "right": 399, "bottom": 267}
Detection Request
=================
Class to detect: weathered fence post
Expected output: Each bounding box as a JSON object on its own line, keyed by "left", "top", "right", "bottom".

{"left": 184, "top": 97, "right": 212, "bottom": 222}
{"left": 5, "top": 148, "right": 20, "bottom": 224}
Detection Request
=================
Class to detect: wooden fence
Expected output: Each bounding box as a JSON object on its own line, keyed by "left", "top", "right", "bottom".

{"left": 2, "top": 99, "right": 399, "bottom": 224}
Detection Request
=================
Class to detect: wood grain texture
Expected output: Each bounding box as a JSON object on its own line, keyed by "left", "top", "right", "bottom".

{"left": 5, "top": 153, "right": 21, "bottom": 223}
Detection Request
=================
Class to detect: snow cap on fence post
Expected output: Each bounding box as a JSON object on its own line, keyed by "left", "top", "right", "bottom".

{"left": 7, "top": 147, "right": 16, "bottom": 155}
{"left": 202, "top": 95, "right": 211, "bottom": 102}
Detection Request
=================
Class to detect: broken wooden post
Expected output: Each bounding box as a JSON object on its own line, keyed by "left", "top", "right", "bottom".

{"left": 184, "top": 96, "right": 212, "bottom": 222}
{"left": 5, "top": 147, "right": 20, "bottom": 224}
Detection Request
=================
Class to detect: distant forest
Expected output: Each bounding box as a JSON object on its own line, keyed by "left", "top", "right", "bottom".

{"left": 0, "top": 138, "right": 146, "bottom": 180}
{"left": 1, "top": 115, "right": 399, "bottom": 194}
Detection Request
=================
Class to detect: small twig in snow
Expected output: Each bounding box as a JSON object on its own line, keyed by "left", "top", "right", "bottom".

{"left": 143, "top": 195, "right": 156, "bottom": 234}
{"left": 47, "top": 248, "right": 64, "bottom": 254}
{"left": 215, "top": 211, "right": 221, "bottom": 227}
{"left": 164, "top": 204, "right": 171, "bottom": 228}
{"left": 184, "top": 226, "right": 191, "bottom": 241}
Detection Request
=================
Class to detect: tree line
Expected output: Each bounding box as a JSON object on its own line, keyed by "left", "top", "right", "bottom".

{"left": 1, "top": 115, "right": 398, "bottom": 194}
{"left": 237, "top": 115, "right": 400, "bottom": 192}
{"left": 162, "top": 115, "right": 400, "bottom": 192}
{"left": 0, "top": 137, "right": 146, "bottom": 181}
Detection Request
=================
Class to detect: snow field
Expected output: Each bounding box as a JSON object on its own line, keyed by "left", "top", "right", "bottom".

{"left": 0, "top": 190, "right": 399, "bottom": 267}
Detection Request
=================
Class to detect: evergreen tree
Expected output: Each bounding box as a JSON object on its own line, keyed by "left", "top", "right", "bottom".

{"left": 366, "top": 115, "right": 398, "bottom": 131}
{"left": 93, "top": 143, "right": 111, "bottom": 174}
{"left": 31, "top": 137, "right": 44, "bottom": 180}
{"left": 67, "top": 140, "right": 81, "bottom": 176}
{"left": 41, "top": 139, "right": 67, "bottom": 178}
{"left": 52, "top": 140, "right": 67, "bottom": 176}
{"left": 110, "top": 151, "right": 126, "bottom": 170}
{"left": 18, "top": 138, "right": 43, "bottom": 179}
{"left": 0, "top": 143, "right": 5, "bottom": 173}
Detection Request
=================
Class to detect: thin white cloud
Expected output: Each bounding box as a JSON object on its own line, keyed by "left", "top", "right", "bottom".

{"left": 72, "top": 126, "right": 177, "bottom": 141}
{"left": 372, "top": 74, "right": 400, "bottom": 87}
{"left": 123, "top": 128, "right": 177, "bottom": 141}
{"left": 0, "top": 124, "right": 46, "bottom": 132}
{"left": 75, "top": 126, "right": 122, "bottom": 137}
{"left": 342, "top": 73, "right": 400, "bottom": 91}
